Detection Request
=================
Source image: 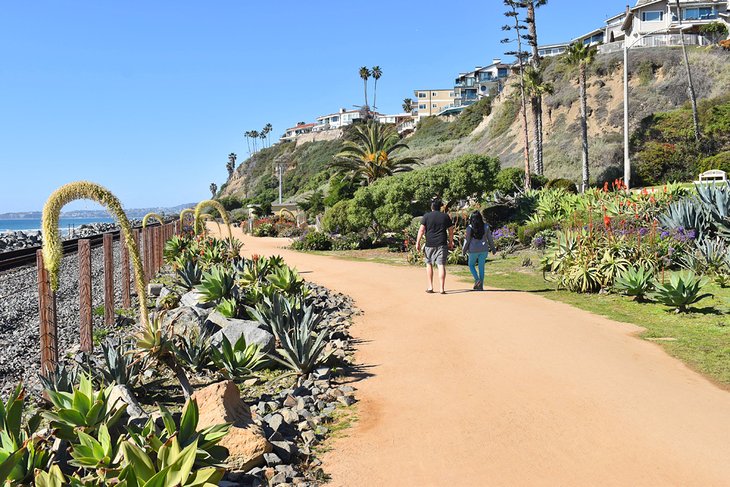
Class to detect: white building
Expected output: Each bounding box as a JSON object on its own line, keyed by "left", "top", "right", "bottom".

{"left": 314, "top": 108, "right": 366, "bottom": 131}
{"left": 280, "top": 122, "right": 316, "bottom": 142}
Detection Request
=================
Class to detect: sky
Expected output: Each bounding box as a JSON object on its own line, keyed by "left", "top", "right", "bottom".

{"left": 0, "top": 0, "right": 630, "bottom": 213}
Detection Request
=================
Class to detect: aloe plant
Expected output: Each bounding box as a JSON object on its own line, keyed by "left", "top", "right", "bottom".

{"left": 653, "top": 271, "right": 713, "bottom": 313}
{"left": 134, "top": 316, "right": 193, "bottom": 399}
{"left": 614, "top": 266, "right": 655, "bottom": 301}
{"left": 210, "top": 335, "right": 265, "bottom": 380}
{"left": 42, "top": 374, "right": 127, "bottom": 441}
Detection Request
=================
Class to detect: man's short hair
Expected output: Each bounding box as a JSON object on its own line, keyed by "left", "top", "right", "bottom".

{"left": 431, "top": 199, "right": 442, "bottom": 211}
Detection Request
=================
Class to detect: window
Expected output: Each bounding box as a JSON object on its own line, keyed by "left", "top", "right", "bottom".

{"left": 331, "top": 116, "right": 339, "bottom": 122}
{"left": 418, "top": 92, "right": 427, "bottom": 98}
{"left": 683, "top": 6, "right": 717, "bottom": 20}
{"left": 642, "top": 10, "right": 663, "bottom": 22}
{"left": 498, "top": 68, "right": 508, "bottom": 77}
{"left": 583, "top": 33, "right": 604, "bottom": 45}
{"left": 432, "top": 92, "right": 437, "bottom": 96}
{"left": 432, "top": 104, "right": 438, "bottom": 108}
{"left": 449, "top": 92, "right": 455, "bottom": 97}
{"left": 418, "top": 104, "right": 426, "bottom": 110}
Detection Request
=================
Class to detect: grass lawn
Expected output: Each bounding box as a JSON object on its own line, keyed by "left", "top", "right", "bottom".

{"left": 311, "top": 247, "right": 730, "bottom": 388}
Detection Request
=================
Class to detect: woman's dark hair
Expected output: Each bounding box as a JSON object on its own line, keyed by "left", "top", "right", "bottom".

{"left": 431, "top": 199, "right": 442, "bottom": 211}
{"left": 469, "top": 211, "right": 485, "bottom": 239}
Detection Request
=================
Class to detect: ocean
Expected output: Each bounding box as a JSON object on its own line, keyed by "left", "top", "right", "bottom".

{"left": 0, "top": 217, "right": 115, "bottom": 233}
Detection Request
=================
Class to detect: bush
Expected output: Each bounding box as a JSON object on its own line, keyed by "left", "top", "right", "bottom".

{"left": 291, "top": 231, "right": 333, "bottom": 251}
{"left": 634, "top": 141, "right": 697, "bottom": 186}
{"left": 322, "top": 200, "right": 355, "bottom": 234}
{"left": 698, "top": 151, "right": 730, "bottom": 174}
{"left": 446, "top": 97, "right": 492, "bottom": 139}
{"left": 517, "top": 219, "right": 559, "bottom": 246}
{"left": 253, "top": 222, "right": 275, "bottom": 237}
{"left": 332, "top": 233, "right": 373, "bottom": 251}
{"left": 545, "top": 178, "right": 578, "bottom": 194}
{"left": 217, "top": 196, "right": 243, "bottom": 211}
{"left": 495, "top": 168, "right": 547, "bottom": 194}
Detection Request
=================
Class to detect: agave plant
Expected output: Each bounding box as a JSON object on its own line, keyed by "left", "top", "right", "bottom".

{"left": 195, "top": 266, "right": 235, "bottom": 304}
{"left": 0, "top": 384, "right": 52, "bottom": 485}
{"left": 134, "top": 317, "right": 193, "bottom": 399}
{"left": 597, "top": 250, "right": 631, "bottom": 288}
{"left": 267, "top": 264, "right": 308, "bottom": 296}
{"left": 652, "top": 271, "right": 713, "bottom": 313}
{"left": 165, "top": 235, "right": 190, "bottom": 265}
{"left": 695, "top": 181, "right": 730, "bottom": 237}
{"left": 41, "top": 374, "right": 127, "bottom": 441}
{"left": 172, "top": 330, "right": 215, "bottom": 374}
{"left": 681, "top": 238, "right": 730, "bottom": 276}
{"left": 614, "top": 266, "right": 655, "bottom": 301}
{"left": 210, "top": 335, "right": 265, "bottom": 380}
{"left": 67, "top": 423, "right": 120, "bottom": 471}
{"left": 657, "top": 199, "right": 710, "bottom": 241}
{"left": 248, "top": 293, "right": 330, "bottom": 374}
{"left": 215, "top": 296, "right": 239, "bottom": 318}
{"left": 39, "top": 362, "right": 79, "bottom": 394}
{"left": 90, "top": 339, "right": 144, "bottom": 388}
{"left": 564, "top": 261, "right": 601, "bottom": 293}
{"left": 177, "top": 258, "right": 203, "bottom": 289}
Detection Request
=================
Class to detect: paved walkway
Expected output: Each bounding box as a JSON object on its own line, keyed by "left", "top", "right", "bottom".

{"left": 234, "top": 231, "right": 730, "bottom": 486}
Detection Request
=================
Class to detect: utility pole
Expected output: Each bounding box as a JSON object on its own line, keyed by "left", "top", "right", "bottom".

{"left": 276, "top": 161, "right": 288, "bottom": 204}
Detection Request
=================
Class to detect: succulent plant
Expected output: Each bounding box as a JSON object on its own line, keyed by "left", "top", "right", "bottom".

{"left": 614, "top": 265, "right": 655, "bottom": 301}
{"left": 134, "top": 316, "right": 193, "bottom": 399}
{"left": 193, "top": 200, "right": 232, "bottom": 239}
{"left": 39, "top": 362, "right": 79, "bottom": 394}
{"left": 195, "top": 266, "right": 235, "bottom": 303}
{"left": 95, "top": 338, "right": 144, "bottom": 388}
{"left": 210, "top": 335, "right": 265, "bottom": 380}
{"left": 652, "top": 271, "right": 713, "bottom": 313}
{"left": 177, "top": 258, "right": 203, "bottom": 289}
{"left": 173, "top": 330, "right": 215, "bottom": 374}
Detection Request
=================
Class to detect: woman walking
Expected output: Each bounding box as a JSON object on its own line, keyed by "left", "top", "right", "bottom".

{"left": 462, "top": 211, "right": 497, "bottom": 291}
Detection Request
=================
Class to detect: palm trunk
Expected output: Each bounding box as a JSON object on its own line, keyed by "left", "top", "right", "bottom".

{"left": 580, "top": 63, "right": 589, "bottom": 192}
{"left": 531, "top": 97, "right": 541, "bottom": 175}
{"left": 675, "top": 0, "right": 701, "bottom": 141}
{"left": 364, "top": 81, "right": 369, "bottom": 110}
{"left": 373, "top": 80, "right": 378, "bottom": 111}
{"left": 537, "top": 108, "right": 544, "bottom": 174}
{"left": 528, "top": 0, "right": 544, "bottom": 176}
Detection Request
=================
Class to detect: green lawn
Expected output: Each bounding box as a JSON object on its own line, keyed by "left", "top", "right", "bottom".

{"left": 312, "top": 248, "right": 730, "bottom": 388}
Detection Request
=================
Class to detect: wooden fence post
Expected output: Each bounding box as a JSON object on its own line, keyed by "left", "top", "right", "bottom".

{"left": 143, "top": 228, "right": 151, "bottom": 282}
{"left": 36, "top": 250, "right": 58, "bottom": 377}
{"left": 133, "top": 229, "right": 141, "bottom": 294}
{"left": 78, "top": 239, "right": 93, "bottom": 352}
{"left": 120, "top": 233, "right": 131, "bottom": 308}
{"left": 103, "top": 233, "right": 114, "bottom": 327}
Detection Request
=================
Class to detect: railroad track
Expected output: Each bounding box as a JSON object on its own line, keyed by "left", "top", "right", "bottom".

{"left": 0, "top": 226, "right": 149, "bottom": 272}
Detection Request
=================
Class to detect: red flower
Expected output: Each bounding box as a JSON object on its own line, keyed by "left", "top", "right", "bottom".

{"left": 603, "top": 216, "right": 611, "bottom": 228}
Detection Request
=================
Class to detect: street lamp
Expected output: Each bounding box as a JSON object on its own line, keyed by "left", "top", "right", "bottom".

{"left": 275, "top": 161, "right": 288, "bottom": 204}
{"left": 623, "top": 24, "right": 692, "bottom": 189}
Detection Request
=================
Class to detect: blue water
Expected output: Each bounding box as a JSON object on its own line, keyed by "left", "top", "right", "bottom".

{"left": 0, "top": 217, "right": 115, "bottom": 233}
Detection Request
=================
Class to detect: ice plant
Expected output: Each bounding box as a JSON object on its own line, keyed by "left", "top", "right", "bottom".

{"left": 41, "top": 181, "right": 148, "bottom": 327}
{"left": 141, "top": 212, "right": 164, "bottom": 228}
{"left": 193, "top": 199, "right": 232, "bottom": 239}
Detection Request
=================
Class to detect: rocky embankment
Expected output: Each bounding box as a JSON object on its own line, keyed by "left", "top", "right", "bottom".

{"left": 0, "top": 221, "right": 141, "bottom": 253}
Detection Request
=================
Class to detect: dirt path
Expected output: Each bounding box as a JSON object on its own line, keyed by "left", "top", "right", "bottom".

{"left": 233, "top": 231, "right": 730, "bottom": 486}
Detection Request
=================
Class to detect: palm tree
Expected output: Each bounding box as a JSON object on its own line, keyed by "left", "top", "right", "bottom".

{"left": 331, "top": 122, "right": 418, "bottom": 185}
{"left": 259, "top": 130, "right": 267, "bottom": 149}
{"left": 564, "top": 42, "right": 597, "bottom": 192}
{"left": 525, "top": 0, "right": 548, "bottom": 175}
{"left": 359, "top": 66, "right": 371, "bottom": 110}
{"left": 523, "top": 66, "right": 553, "bottom": 175}
{"left": 209, "top": 182, "right": 217, "bottom": 198}
{"left": 674, "top": 0, "right": 701, "bottom": 141}
{"left": 402, "top": 98, "right": 414, "bottom": 113}
{"left": 244, "top": 131, "right": 251, "bottom": 155}
{"left": 264, "top": 123, "right": 273, "bottom": 147}
{"left": 226, "top": 153, "right": 237, "bottom": 177}
{"left": 371, "top": 66, "right": 382, "bottom": 111}
{"left": 250, "top": 130, "right": 259, "bottom": 153}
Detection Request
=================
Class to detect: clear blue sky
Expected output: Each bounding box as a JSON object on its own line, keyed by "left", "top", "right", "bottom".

{"left": 0, "top": 0, "right": 628, "bottom": 213}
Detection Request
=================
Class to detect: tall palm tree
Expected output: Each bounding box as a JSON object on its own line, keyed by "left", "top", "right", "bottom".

{"left": 259, "top": 130, "right": 267, "bottom": 149}
{"left": 371, "top": 66, "right": 382, "bottom": 111}
{"left": 250, "top": 130, "right": 259, "bottom": 153}
{"left": 674, "top": 0, "right": 701, "bottom": 141}
{"left": 359, "top": 66, "right": 371, "bottom": 110}
{"left": 330, "top": 122, "right": 418, "bottom": 185}
{"left": 523, "top": 66, "right": 553, "bottom": 175}
{"left": 402, "top": 98, "right": 414, "bottom": 113}
{"left": 244, "top": 131, "right": 252, "bottom": 155}
{"left": 564, "top": 42, "right": 597, "bottom": 192}
{"left": 226, "top": 153, "right": 237, "bottom": 177}
{"left": 209, "top": 182, "right": 217, "bottom": 198}
{"left": 264, "top": 123, "right": 273, "bottom": 147}
{"left": 526, "top": 0, "right": 548, "bottom": 174}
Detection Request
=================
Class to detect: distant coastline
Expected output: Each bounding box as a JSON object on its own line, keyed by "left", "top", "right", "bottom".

{"left": 0, "top": 202, "right": 196, "bottom": 220}
{"left": 0, "top": 217, "right": 115, "bottom": 233}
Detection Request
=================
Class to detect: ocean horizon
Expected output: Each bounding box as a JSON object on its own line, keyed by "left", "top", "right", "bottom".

{"left": 0, "top": 217, "right": 116, "bottom": 233}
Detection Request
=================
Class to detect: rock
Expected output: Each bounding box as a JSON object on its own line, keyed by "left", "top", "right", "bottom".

{"left": 147, "top": 283, "right": 164, "bottom": 296}
{"left": 280, "top": 408, "right": 298, "bottom": 424}
{"left": 191, "top": 381, "right": 272, "bottom": 472}
{"left": 275, "top": 464, "right": 298, "bottom": 479}
{"left": 300, "top": 430, "right": 316, "bottom": 445}
{"left": 337, "top": 395, "right": 355, "bottom": 406}
{"left": 282, "top": 395, "right": 297, "bottom": 408}
{"left": 108, "top": 384, "right": 149, "bottom": 424}
{"left": 159, "top": 306, "right": 203, "bottom": 336}
{"left": 210, "top": 318, "right": 275, "bottom": 353}
{"left": 269, "top": 473, "right": 287, "bottom": 485}
{"left": 180, "top": 289, "right": 214, "bottom": 308}
{"left": 264, "top": 452, "right": 282, "bottom": 466}
{"left": 270, "top": 441, "right": 295, "bottom": 462}
{"left": 267, "top": 414, "right": 284, "bottom": 433}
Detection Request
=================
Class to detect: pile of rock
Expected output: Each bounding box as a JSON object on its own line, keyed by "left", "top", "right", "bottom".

{"left": 0, "top": 230, "right": 42, "bottom": 251}
{"left": 0, "top": 220, "right": 145, "bottom": 253}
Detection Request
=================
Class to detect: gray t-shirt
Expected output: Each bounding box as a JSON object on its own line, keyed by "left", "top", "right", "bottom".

{"left": 463, "top": 224, "right": 495, "bottom": 254}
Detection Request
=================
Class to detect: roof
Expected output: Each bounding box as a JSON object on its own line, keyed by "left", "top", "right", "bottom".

{"left": 538, "top": 42, "right": 570, "bottom": 49}
{"left": 631, "top": 0, "right": 666, "bottom": 10}
{"left": 605, "top": 11, "right": 627, "bottom": 22}
{"left": 316, "top": 110, "right": 360, "bottom": 119}
{"left": 285, "top": 123, "right": 316, "bottom": 132}
{"left": 414, "top": 89, "right": 453, "bottom": 93}
{"left": 571, "top": 26, "right": 605, "bottom": 43}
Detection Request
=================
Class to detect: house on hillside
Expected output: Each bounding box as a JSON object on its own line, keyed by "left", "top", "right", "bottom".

{"left": 413, "top": 89, "right": 456, "bottom": 120}
{"left": 313, "top": 108, "right": 367, "bottom": 131}
{"left": 280, "top": 122, "right": 316, "bottom": 142}
{"left": 453, "top": 59, "right": 510, "bottom": 108}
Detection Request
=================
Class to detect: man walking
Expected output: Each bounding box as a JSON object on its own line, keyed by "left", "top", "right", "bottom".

{"left": 415, "top": 198, "right": 454, "bottom": 294}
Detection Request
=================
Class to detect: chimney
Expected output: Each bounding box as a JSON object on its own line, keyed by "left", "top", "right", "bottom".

{"left": 339, "top": 108, "right": 346, "bottom": 113}
{"left": 492, "top": 58, "right": 502, "bottom": 65}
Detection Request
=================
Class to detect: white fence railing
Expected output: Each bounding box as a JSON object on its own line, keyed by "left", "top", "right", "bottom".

{"left": 599, "top": 33, "right": 712, "bottom": 53}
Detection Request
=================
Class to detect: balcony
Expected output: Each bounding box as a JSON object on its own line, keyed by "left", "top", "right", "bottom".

{"left": 598, "top": 33, "right": 712, "bottom": 53}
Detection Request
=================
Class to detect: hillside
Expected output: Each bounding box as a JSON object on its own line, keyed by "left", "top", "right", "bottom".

{"left": 219, "top": 46, "right": 730, "bottom": 205}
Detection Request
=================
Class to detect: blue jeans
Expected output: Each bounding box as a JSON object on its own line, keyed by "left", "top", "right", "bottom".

{"left": 468, "top": 251, "right": 488, "bottom": 282}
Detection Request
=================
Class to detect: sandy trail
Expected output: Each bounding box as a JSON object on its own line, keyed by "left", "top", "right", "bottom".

{"left": 232, "top": 231, "right": 730, "bottom": 487}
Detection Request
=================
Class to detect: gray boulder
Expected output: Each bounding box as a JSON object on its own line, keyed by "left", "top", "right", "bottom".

{"left": 209, "top": 315, "right": 275, "bottom": 353}
{"left": 180, "top": 290, "right": 215, "bottom": 309}
{"left": 160, "top": 306, "right": 204, "bottom": 336}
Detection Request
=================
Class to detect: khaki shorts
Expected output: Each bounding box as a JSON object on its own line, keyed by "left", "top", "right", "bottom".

{"left": 424, "top": 245, "right": 449, "bottom": 266}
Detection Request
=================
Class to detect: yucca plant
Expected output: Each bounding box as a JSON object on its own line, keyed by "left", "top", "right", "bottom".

{"left": 42, "top": 374, "right": 127, "bottom": 442}
{"left": 177, "top": 258, "right": 203, "bottom": 289}
{"left": 195, "top": 266, "right": 234, "bottom": 304}
{"left": 210, "top": 335, "right": 265, "bottom": 380}
{"left": 614, "top": 266, "right": 655, "bottom": 301}
{"left": 0, "top": 384, "right": 52, "bottom": 485}
{"left": 652, "top": 271, "right": 713, "bottom": 313}
{"left": 248, "top": 293, "right": 330, "bottom": 374}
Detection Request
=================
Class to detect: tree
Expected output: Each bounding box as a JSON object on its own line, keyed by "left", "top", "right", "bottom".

{"left": 564, "top": 42, "right": 597, "bottom": 192}
{"left": 675, "top": 0, "right": 701, "bottom": 141}
{"left": 264, "top": 123, "right": 273, "bottom": 147}
{"left": 502, "top": 0, "right": 532, "bottom": 190}
{"left": 259, "top": 130, "right": 267, "bottom": 150}
{"left": 371, "top": 66, "right": 382, "bottom": 111}
{"left": 331, "top": 122, "right": 418, "bottom": 185}
{"left": 250, "top": 130, "right": 259, "bottom": 153}
{"left": 244, "top": 131, "right": 252, "bottom": 155}
{"left": 226, "top": 153, "right": 237, "bottom": 177}
{"left": 525, "top": 0, "right": 549, "bottom": 174}
{"left": 523, "top": 66, "right": 553, "bottom": 175}
{"left": 359, "top": 66, "right": 371, "bottom": 110}
{"left": 402, "top": 98, "right": 415, "bottom": 113}
{"left": 209, "top": 182, "right": 218, "bottom": 198}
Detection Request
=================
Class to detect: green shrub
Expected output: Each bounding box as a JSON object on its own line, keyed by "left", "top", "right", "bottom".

{"left": 698, "top": 151, "right": 730, "bottom": 174}
{"left": 291, "top": 231, "right": 333, "bottom": 251}
{"left": 545, "top": 178, "right": 578, "bottom": 193}
{"left": 488, "top": 94, "right": 520, "bottom": 139}
{"left": 634, "top": 141, "right": 697, "bottom": 186}
{"left": 322, "top": 200, "right": 355, "bottom": 234}
{"left": 216, "top": 196, "right": 243, "bottom": 211}
{"left": 253, "top": 222, "right": 275, "bottom": 237}
{"left": 495, "top": 168, "right": 547, "bottom": 193}
{"left": 517, "top": 219, "right": 558, "bottom": 246}
{"left": 614, "top": 265, "right": 655, "bottom": 301}
{"left": 446, "top": 97, "right": 492, "bottom": 139}
{"left": 332, "top": 233, "right": 373, "bottom": 251}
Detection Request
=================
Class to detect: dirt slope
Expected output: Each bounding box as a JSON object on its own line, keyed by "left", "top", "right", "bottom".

{"left": 230, "top": 230, "right": 730, "bottom": 486}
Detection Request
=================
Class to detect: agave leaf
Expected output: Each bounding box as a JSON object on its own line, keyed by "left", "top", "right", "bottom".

{"left": 121, "top": 441, "right": 156, "bottom": 482}
{"left": 0, "top": 445, "right": 26, "bottom": 483}
{"left": 179, "top": 400, "right": 199, "bottom": 444}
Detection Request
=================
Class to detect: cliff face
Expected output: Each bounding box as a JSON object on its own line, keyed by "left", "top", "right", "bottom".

{"left": 220, "top": 46, "right": 730, "bottom": 201}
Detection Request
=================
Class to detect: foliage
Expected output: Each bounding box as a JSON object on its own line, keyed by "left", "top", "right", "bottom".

{"left": 332, "top": 232, "right": 373, "bottom": 251}
{"left": 324, "top": 175, "right": 358, "bottom": 207}
{"left": 613, "top": 265, "right": 655, "bottom": 301}
{"left": 41, "top": 181, "right": 148, "bottom": 325}
{"left": 652, "top": 271, "right": 713, "bottom": 313}
{"left": 177, "top": 259, "right": 203, "bottom": 289}
{"left": 39, "top": 362, "right": 79, "bottom": 394}
{"left": 446, "top": 97, "right": 492, "bottom": 139}
{"left": 291, "top": 231, "right": 333, "bottom": 251}
{"left": 331, "top": 122, "right": 418, "bottom": 185}
{"left": 299, "top": 190, "right": 325, "bottom": 217}
{"left": 545, "top": 178, "right": 578, "bottom": 194}
{"left": 495, "top": 167, "right": 547, "bottom": 194}
{"left": 322, "top": 199, "right": 356, "bottom": 234}
{"left": 248, "top": 294, "right": 330, "bottom": 374}
{"left": 210, "top": 335, "right": 265, "bottom": 381}
{"left": 698, "top": 151, "right": 730, "bottom": 174}
{"left": 267, "top": 264, "right": 307, "bottom": 296}
{"left": 173, "top": 329, "right": 215, "bottom": 374}
{"left": 195, "top": 266, "right": 235, "bottom": 304}
{"left": 94, "top": 339, "right": 144, "bottom": 388}
{"left": 487, "top": 93, "right": 521, "bottom": 139}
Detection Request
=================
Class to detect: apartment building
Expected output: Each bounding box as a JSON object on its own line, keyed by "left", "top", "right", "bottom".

{"left": 453, "top": 59, "right": 510, "bottom": 107}
{"left": 314, "top": 108, "right": 366, "bottom": 131}
{"left": 413, "top": 89, "right": 456, "bottom": 119}
{"left": 280, "top": 122, "right": 316, "bottom": 142}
